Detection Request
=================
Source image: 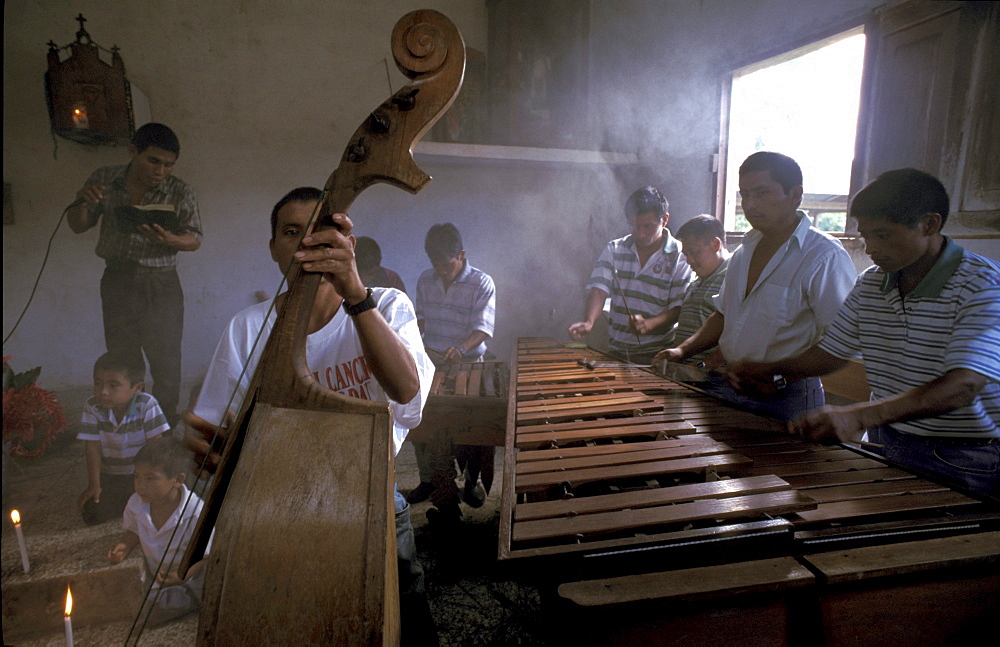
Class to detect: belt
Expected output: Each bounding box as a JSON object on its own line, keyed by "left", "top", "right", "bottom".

{"left": 922, "top": 435, "right": 1000, "bottom": 446}
{"left": 105, "top": 259, "right": 176, "bottom": 273}
{"left": 887, "top": 427, "right": 1000, "bottom": 446}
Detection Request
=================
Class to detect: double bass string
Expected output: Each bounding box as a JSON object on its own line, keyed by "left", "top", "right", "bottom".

{"left": 125, "top": 196, "right": 328, "bottom": 645}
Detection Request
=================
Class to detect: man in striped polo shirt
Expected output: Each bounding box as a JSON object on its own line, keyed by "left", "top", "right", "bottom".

{"left": 568, "top": 186, "right": 692, "bottom": 364}
{"left": 730, "top": 169, "right": 999, "bottom": 497}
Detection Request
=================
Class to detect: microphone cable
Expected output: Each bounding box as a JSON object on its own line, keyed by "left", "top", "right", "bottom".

{"left": 3, "top": 200, "right": 83, "bottom": 345}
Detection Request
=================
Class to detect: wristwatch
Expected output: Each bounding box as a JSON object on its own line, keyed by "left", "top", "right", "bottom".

{"left": 344, "top": 288, "right": 376, "bottom": 316}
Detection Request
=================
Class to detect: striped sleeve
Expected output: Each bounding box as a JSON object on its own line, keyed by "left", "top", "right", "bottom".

{"left": 76, "top": 399, "right": 102, "bottom": 441}
{"left": 140, "top": 395, "right": 170, "bottom": 439}
{"left": 944, "top": 267, "right": 1000, "bottom": 382}
{"left": 585, "top": 243, "right": 614, "bottom": 295}
{"left": 818, "top": 274, "right": 866, "bottom": 360}
{"left": 469, "top": 273, "right": 496, "bottom": 337}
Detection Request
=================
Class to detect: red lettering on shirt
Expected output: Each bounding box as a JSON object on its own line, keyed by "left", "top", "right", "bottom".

{"left": 352, "top": 357, "right": 370, "bottom": 383}
{"left": 341, "top": 360, "right": 358, "bottom": 386}
{"left": 334, "top": 365, "right": 348, "bottom": 391}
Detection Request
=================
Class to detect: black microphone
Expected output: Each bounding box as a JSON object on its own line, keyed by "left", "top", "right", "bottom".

{"left": 66, "top": 197, "right": 104, "bottom": 218}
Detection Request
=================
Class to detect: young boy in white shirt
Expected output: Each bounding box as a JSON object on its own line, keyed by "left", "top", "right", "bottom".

{"left": 107, "top": 440, "right": 210, "bottom": 626}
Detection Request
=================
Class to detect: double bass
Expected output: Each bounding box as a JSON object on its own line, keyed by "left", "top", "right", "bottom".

{"left": 131, "top": 11, "right": 465, "bottom": 645}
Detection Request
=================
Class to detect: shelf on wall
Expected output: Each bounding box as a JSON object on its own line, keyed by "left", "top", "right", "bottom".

{"left": 413, "top": 141, "right": 639, "bottom": 167}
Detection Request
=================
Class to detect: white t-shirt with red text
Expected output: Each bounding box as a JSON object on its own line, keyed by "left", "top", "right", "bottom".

{"left": 193, "top": 288, "right": 433, "bottom": 455}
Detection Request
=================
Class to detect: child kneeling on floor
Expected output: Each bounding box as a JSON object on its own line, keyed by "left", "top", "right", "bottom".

{"left": 106, "top": 440, "right": 211, "bottom": 626}
{"left": 77, "top": 351, "right": 170, "bottom": 524}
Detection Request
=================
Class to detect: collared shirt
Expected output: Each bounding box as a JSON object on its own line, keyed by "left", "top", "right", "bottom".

{"left": 76, "top": 392, "right": 170, "bottom": 475}
{"left": 672, "top": 257, "right": 730, "bottom": 362}
{"left": 715, "top": 211, "right": 856, "bottom": 363}
{"left": 820, "top": 237, "right": 1000, "bottom": 439}
{"left": 586, "top": 230, "right": 692, "bottom": 356}
{"left": 123, "top": 484, "right": 213, "bottom": 584}
{"left": 84, "top": 164, "right": 202, "bottom": 267}
{"left": 415, "top": 262, "right": 496, "bottom": 357}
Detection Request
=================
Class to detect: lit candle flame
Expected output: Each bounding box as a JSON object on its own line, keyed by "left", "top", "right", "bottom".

{"left": 74, "top": 108, "right": 83, "bottom": 115}
{"left": 11, "top": 509, "right": 20, "bottom": 525}
{"left": 65, "top": 586, "right": 73, "bottom": 616}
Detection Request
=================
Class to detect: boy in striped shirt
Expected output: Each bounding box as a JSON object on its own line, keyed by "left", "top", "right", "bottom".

{"left": 730, "top": 169, "right": 999, "bottom": 496}
{"left": 77, "top": 351, "right": 170, "bottom": 523}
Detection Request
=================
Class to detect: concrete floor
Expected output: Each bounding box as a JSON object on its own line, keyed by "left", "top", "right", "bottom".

{"left": 2, "top": 386, "right": 548, "bottom": 646}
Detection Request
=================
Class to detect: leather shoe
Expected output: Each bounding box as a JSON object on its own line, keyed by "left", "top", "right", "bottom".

{"left": 406, "top": 482, "right": 435, "bottom": 504}
{"left": 462, "top": 481, "right": 486, "bottom": 508}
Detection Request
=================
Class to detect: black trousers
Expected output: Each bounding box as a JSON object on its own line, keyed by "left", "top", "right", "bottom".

{"left": 100, "top": 262, "right": 184, "bottom": 422}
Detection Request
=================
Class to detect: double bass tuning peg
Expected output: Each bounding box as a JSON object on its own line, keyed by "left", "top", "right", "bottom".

{"left": 391, "top": 88, "right": 419, "bottom": 111}
{"left": 347, "top": 137, "right": 367, "bottom": 163}
{"left": 367, "top": 110, "right": 391, "bottom": 134}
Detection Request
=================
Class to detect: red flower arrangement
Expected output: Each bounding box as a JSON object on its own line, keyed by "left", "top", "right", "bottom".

{"left": 2, "top": 356, "right": 66, "bottom": 458}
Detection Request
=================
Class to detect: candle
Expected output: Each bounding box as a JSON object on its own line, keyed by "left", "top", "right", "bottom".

{"left": 71, "top": 104, "right": 89, "bottom": 130}
{"left": 64, "top": 586, "right": 74, "bottom": 647}
{"left": 10, "top": 510, "right": 30, "bottom": 573}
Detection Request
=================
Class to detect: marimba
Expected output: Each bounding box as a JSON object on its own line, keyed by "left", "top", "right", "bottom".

{"left": 407, "top": 360, "right": 508, "bottom": 447}
{"left": 499, "top": 338, "right": 1000, "bottom": 645}
{"left": 406, "top": 360, "right": 508, "bottom": 504}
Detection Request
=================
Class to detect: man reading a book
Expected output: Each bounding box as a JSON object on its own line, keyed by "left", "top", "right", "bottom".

{"left": 68, "top": 122, "right": 203, "bottom": 425}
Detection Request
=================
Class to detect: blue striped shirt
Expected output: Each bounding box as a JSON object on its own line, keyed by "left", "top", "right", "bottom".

{"left": 76, "top": 392, "right": 170, "bottom": 474}
{"left": 586, "top": 230, "right": 692, "bottom": 356}
{"left": 820, "top": 237, "right": 1000, "bottom": 439}
{"left": 415, "top": 263, "right": 496, "bottom": 356}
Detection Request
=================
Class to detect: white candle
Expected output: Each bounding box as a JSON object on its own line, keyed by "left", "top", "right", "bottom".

{"left": 10, "top": 510, "right": 30, "bottom": 573}
{"left": 64, "top": 586, "right": 74, "bottom": 647}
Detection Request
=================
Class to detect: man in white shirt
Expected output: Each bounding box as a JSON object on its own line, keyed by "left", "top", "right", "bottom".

{"left": 184, "top": 187, "right": 439, "bottom": 644}
{"left": 656, "top": 152, "right": 856, "bottom": 421}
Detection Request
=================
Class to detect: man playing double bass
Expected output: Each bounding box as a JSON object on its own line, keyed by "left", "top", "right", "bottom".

{"left": 184, "top": 187, "right": 439, "bottom": 645}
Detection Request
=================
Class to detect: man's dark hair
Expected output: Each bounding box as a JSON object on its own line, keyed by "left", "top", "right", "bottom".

{"left": 425, "top": 223, "right": 463, "bottom": 261}
{"left": 739, "top": 152, "right": 803, "bottom": 193}
{"left": 624, "top": 186, "right": 669, "bottom": 222}
{"left": 850, "top": 168, "right": 950, "bottom": 228}
{"left": 134, "top": 440, "right": 189, "bottom": 478}
{"left": 355, "top": 236, "right": 382, "bottom": 272}
{"left": 677, "top": 214, "right": 726, "bottom": 245}
{"left": 270, "top": 187, "right": 322, "bottom": 240}
{"left": 132, "top": 123, "right": 180, "bottom": 156}
{"left": 94, "top": 350, "right": 145, "bottom": 385}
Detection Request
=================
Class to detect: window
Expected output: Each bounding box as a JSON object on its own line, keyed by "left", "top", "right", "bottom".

{"left": 721, "top": 28, "right": 866, "bottom": 233}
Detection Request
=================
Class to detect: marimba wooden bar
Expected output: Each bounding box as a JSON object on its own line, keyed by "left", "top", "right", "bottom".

{"left": 407, "top": 360, "right": 508, "bottom": 447}
{"left": 499, "top": 338, "right": 1000, "bottom": 645}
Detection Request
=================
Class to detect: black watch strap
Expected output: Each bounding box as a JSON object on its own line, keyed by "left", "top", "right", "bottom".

{"left": 344, "top": 287, "right": 376, "bottom": 316}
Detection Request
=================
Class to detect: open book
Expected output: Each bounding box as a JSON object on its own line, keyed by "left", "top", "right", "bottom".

{"left": 115, "top": 204, "right": 182, "bottom": 234}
